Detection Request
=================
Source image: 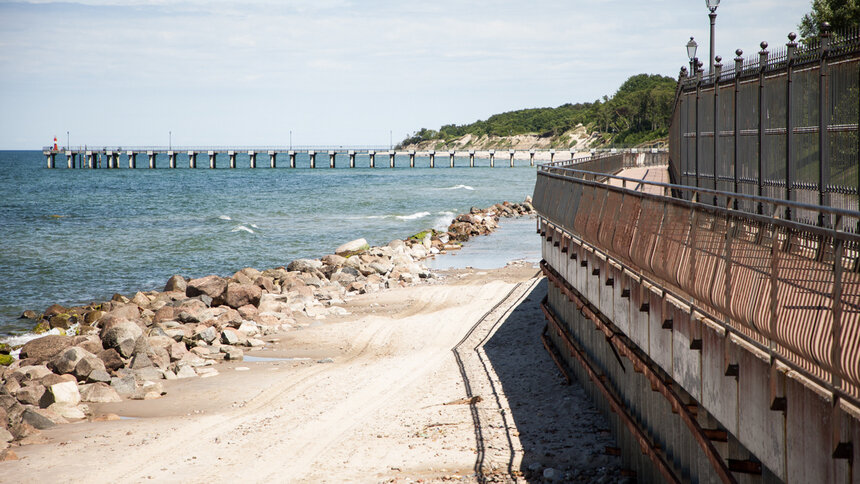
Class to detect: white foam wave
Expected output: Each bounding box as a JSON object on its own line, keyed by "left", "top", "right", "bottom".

{"left": 232, "top": 225, "right": 255, "bottom": 234}
{"left": 396, "top": 211, "right": 431, "bottom": 221}
{"left": 250, "top": 224, "right": 259, "bottom": 229}
{"left": 218, "top": 215, "right": 232, "bottom": 221}
{"left": 2, "top": 326, "right": 71, "bottom": 351}
{"left": 441, "top": 185, "right": 474, "bottom": 191}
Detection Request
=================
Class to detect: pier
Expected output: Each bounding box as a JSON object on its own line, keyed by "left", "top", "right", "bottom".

{"left": 41, "top": 146, "right": 665, "bottom": 170}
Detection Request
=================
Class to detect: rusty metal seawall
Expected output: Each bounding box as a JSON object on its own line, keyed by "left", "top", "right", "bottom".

{"left": 533, "top": 163, "right": 860, "bottom": 481}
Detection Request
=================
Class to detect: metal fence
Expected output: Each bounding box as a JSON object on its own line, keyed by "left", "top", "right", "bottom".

{"left": 534, "top": 164, "right": 860, "bottom": 404}
{"left": 670, "top": 26, "right": 860, "bottom": 227}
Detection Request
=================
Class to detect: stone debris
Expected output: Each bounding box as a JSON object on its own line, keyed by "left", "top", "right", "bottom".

{"left": 0, "top": 197, "right": 535, "bottom": 449}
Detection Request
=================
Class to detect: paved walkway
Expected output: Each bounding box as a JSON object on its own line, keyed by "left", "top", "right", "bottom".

{"left": 609, "top": 166, "right": 670, "bottom": 195}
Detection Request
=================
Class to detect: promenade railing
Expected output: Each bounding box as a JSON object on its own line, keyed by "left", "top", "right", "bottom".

{"left": 534, "top": 163, "right": 860, "bottom": 405}
{"left": 669, "top": 25, "right": 860, "bottom": 225}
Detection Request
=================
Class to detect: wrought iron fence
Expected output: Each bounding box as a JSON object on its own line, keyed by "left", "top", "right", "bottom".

{"left": 534, "top": 164, "right": 860, "bottom": 404}
{"left": 670, "top": 26, "right": 860, "bottom": 227}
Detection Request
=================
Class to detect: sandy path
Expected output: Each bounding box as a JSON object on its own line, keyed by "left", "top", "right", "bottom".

{"left": 5, "top": 268, "right": 622, "bottom": 483}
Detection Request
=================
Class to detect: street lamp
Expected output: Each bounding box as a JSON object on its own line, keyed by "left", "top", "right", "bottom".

{"left": 706, "top": 0, "right": 720, "bottom": 73}
{"left": 687, "top": 37, "right": 699, "bottom": 73}
{"left": 169, "top": 131, "right": 172, "bottom": 151}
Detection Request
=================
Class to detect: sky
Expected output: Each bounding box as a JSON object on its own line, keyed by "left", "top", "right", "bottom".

{"left": 0, "top": 0, "right": 813, "bottom": 149}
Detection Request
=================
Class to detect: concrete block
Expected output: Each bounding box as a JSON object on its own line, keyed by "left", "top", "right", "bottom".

{"left": 701, "top": 323, "right": 738, "bottom": 436}
{"left": 737, "top": 348, "right": 785, "bottom": 479}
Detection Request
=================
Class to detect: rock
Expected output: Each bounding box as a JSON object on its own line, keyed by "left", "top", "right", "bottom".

{"left": 74, "top": 355, "right": 106, "bottom": 380}
{"left": 322, "top": 254, "right": 347, "bottom": 267}
{"left": 131, "top": 292, "right": 151, "bottom": 308}
{"left": 80, "top": 382, "right": 123, "bottom": 403}
{"left": 174, "top": 364, "right": 197, "bottom": 379}
{"left": 237, "top": 321, "right": 260, "bottom": 336}
{"left": 0, "top": 355, "right": 13, "bottom": 366}
{"left": 105, "top": 303, "right": 140, "bottom": 322}
{"left": 254, "top": 276, "right": 274, "bottom": 293}
{"left": 237, "top": 304, "right": 259, "bottom": 320}
{"left": 20, "top": 310, "right": 38, "bottom": 320}
{"left": 100, "top": 319, "right": 143, "bottom": 358}
{"left": 19, "top": 335, "right": 73, "bottom": 362}
{"left": 134, "top": 366, "right": 163, "bottom": 382}
{"left": 186, "top": 275, "right": 228, "bottom": 299}
{"left": 110, "top": 375, "right": 137, "bottom": 397}
{"left": 130, "top": 353, "right": 153, "bottom": 369}
{"left": 369, "top": 261, "right": 393, "bottom": 275}
{"left": 14, "top": 385, "right": 46, "bottom": 407}
{"left": 97, "top": 349, "right": 124, "bottom": 372}
{"left": 168, "top": 342, "right": 188, "bottom": 361}
{"left": 133, "top": 380, "right": 164, "bottom": 400}
{"left": 48, "top": 346, "right": 94, "bottom": 375}
{"left": 164, "top": 274, "right": 187, "bottom": 293}
{"left": 22, "top": 408, "right": 64, "bottom": 429}
{"left": 40, "top": 373, "right": 76, "bottom": 388}
{"left": 224, "top": 283, "right": 262, "bottom": 309}
{"left": 335, "top": 238, "right": 369, "bottom": 255}
{"left": 543, "top": 468, "right": 561, "bottom": 482}
{"left": 0, "top": 428, "right": 12, "bottom": 443}
{"left": 194, "top": 326, "right": 218, "bottom": 344}
{"left": 84, "top": 310, "right": 105, "bottom": 325}
{"left": 49, "top": 313, "right": 74, "bottom": 329}
{"left": 221, "top": 346, "right": 244, "bottom": 360}
{"left": 76, "top": 339, "right": 103, "bottom": 355}
{"left": 12, "top": 365, "right": 53, "bottom": 381}
{"left": 221, "top": 328, "right": 241, "bottom": 345}
{"left": 48, "top": 403, "right": 85, "bottom": 420}
{"left": 43, "top": 304, "right": 67, "bottom": 318}
{"left": 86, "top": 369, "right": 112, "bottom": 383}
{"left": 287, "top": 259, "right": 323, "bottom": 273}
{"left": 0, "top": 449, "right": 18, "bottom": 461}
{"left": 46, "top": 380, "right": 81, "bottom": 406}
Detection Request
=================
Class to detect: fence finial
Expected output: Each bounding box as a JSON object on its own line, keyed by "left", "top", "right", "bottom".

{"left": 734, "top": 49, "right": 744, "bottom": 75}
{"left": 787, "top": 32, "right": 798, "bottom": 61}
{"left": 820, "top": 22, "right": 831, "bottom": 53}
{"left": 759, "top": 41, "right": 769, "bottom": 69}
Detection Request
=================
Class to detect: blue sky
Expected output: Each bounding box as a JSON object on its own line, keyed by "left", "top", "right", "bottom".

{"left": 0, "top": 0, "right": 812, "bottom": 149}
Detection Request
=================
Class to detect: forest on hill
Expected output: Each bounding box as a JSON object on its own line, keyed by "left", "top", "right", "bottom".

{"left": 398, "top": 73, "right": 678, "bottom": 149}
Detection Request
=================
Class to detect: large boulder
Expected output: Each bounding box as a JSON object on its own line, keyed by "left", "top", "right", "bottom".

{"left": 335, "top": 238, "right": 369, "bottom": 256}
{"left": 223, "top": 283, "right": 262, "bottom": 309}
{"left": 186, "top": 275, "right": 227, "bottom": 299}
{"left": 19, "top": 335, "right": 73, "bottom": 362}
{"left": 100, "top": 319, "right": 143, "bottom": 358}
{"left": 97, "top": 349, "right": 124, "bottom": 372}
{"left": 44, "top": 380, "right": 80, "bottom": 406}
{"left": 74, "top": 355, "right": 107, "bottom": 381}
{"left": 105, "top": 304, "right": 141, "bottom": 322}
{"left": 79, "top": 383, "right": 122, "bottom": 403}
{"left": 48, "top": 347, "right": 95, "bottom": 375}
{"left": 287, "top": 259, "right": 323, "bottom": 273}
{"left": 163, "top": 275, "right": 187, "bottom": 293}
{"left": 14, "top": 385, "right": 46, "bottom": 407}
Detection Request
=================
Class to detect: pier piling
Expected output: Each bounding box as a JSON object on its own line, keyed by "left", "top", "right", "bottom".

{"left": 168, "top": 151, "right": 176, "bottom": 169}
{"left": 248, "top": 151, "right": 256, "bottom": 169}
{"left": 469, "top": 150, "right": 475, "bottom": 167}
{"left": 66, "top": 153, "right": 75, "bottom": 169}
{"left": 309, "top": 151, "right": 316, "bottom": 169}
{"left": 349, "top": 150, "right": 356, "bottom": 168}
{"left": 449, "top": 150, "right": 455, "bottom": 168}
{"left": 330, "top": 151, "right": 336, "bottom": 169}
{"left": 128, "top": 151, "right": 137, "bottom": 169}
{"left": 530, "top": 149, "right": 535, "bottom": 167}
{"left": 409, "top": 150, "right": 415, "bottom": 168}
{"left": 188, "top": 151, "right": 197, "bottom": 169}
{"left": 369, "top": 150, "right": 375, "bottom": 168}
{"left": 389, "top": 151, "right": 395, "bottom": 168}
{"left": 209, "top": 151, "right": 216, "bottom": 169}
{"left": 289, "top": 151, "right": 296, "bottom": 168}
{"left": 148, "top": 151, "right": 156, "bottom": 169}
{"left": 429, "top": 150, "right": 435, "bottom": 168}
{"left": 268, "top": 151, "right": 276, "bottom": 168}
{"left": 228, "top": 151, "right": 236, "bottom": 169}
{"left": 489, "top": 149, "right": 495, "bottom": 168}
{"left": 509, "top": 149, "right": 515, "bottom": 167}
{"left": 549, "top": 149, "right": 555, "bottom": 163}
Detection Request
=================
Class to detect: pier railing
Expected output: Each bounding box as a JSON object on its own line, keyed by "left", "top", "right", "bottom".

{"left": 534, "top": 164, "right": 860, "bottom": 404}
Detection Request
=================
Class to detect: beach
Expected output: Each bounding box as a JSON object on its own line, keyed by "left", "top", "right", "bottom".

{"left": 0, "top": 201, "right": 625, "bottom": 482}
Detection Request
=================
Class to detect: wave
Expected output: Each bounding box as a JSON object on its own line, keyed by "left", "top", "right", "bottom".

{"left": 396, "top": 212, "right": 431, "bottom": 221}
{"left": 440, "top": 185, "right": 475, "bottom": 191}
{"left": 231, "top": 225, "right": 255, "bottom": 234}
{"left": 218, "top": 215, "right": 232, "bottom": 221}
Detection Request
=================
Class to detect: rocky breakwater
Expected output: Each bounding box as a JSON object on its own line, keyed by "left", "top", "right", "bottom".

{"left": 0, "top": 197, "right": 535, "bottom": 460}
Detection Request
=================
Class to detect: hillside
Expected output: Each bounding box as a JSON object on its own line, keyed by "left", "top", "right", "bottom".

{"left": 398, "top": 73, "right": 676, "bottom": 150}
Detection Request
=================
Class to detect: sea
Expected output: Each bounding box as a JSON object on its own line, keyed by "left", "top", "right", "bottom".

{"left": 0, "top": 150, "right": 538, "bottom": 338}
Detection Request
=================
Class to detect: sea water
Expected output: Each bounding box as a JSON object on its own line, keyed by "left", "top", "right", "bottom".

{"left": 0, "top": 151, "right": 537, "bottom": 336}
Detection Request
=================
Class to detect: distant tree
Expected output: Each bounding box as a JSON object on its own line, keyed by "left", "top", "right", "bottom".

{"left": 799, "top": 0, "right": 860, "bottom": 38}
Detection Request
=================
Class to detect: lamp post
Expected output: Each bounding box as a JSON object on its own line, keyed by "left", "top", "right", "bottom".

{"left": 169, "top": 131, "right": 172, "bottom": 151}
{"left": 687, "top": 37, "right": 699, "bottom": 74}
{"left": 706, "top": 0, "right": 720, "bottom": 73}
{"left": 67, "top": 131, "right": 70, "bottom": 152}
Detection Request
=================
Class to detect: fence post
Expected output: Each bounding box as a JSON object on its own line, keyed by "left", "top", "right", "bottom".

{"left": 714, "top": 57, "right": 722, "bottom": 205}
{"left": 696, "top": 63, "right": 703, "bottom": 189}
{"left": 818, "top": 23, "right": 832, "bottom": 226}
{"left": 786, "top": 33, "right": 798, "bottom": 221}
{"left": 831, "top": 215, "right": 844, "bottom": 391}
{"left": 734, "top": 50, "right": 743, "bottom": 205}
{"left": 758, "top": 42, "right": 769, "bottom": 214}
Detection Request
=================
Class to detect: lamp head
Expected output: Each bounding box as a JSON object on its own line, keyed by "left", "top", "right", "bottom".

{"left": 687, "top": 37, "right": 698, "bottom": 60}
{"left": 706, "top": 0, "right": 720, "bottom": 12}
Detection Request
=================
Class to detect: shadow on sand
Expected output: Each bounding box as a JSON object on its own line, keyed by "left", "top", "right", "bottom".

{"left": 455, "top": 278, "right": 626, "bottom": 483}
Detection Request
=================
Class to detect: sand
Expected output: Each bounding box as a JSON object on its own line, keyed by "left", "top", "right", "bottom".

{"left": 4, "top": 264, "right": 622, "bottom": 483}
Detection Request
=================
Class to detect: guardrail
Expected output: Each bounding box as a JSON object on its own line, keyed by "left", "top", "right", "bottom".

{"left": 534, "top": 164, "right": 860, "bottom": 403}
